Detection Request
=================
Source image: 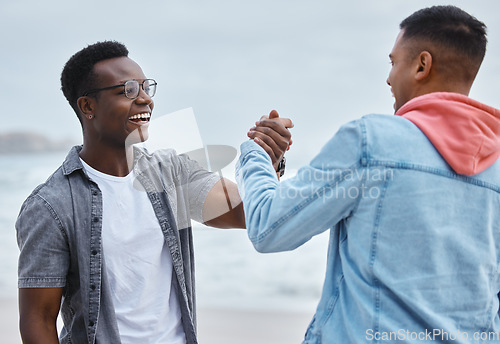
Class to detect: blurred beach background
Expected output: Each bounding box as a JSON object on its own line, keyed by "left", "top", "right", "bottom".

{"left": 1, "top": 0, "right": 500, "bottom": 342}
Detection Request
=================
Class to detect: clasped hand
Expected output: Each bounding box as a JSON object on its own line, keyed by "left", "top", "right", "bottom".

{"left": 247, "top": 110, "right": 294, "bottom": 171}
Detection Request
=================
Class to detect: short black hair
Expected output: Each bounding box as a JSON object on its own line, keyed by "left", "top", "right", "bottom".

{"left": 60, "top": 41, "right": 129, "bottom": 120}
{"left": 400, "top": 5, "right": 487, "bottom": 83}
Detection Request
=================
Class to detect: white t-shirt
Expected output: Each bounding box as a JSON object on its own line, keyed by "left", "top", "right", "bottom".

{"left": 81, "top": 159, "right": 186, "bottom": 344}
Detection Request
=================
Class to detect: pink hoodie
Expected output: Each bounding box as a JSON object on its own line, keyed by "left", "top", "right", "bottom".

{"left": 395, "top": 92, "right": 500, "bottom": 176}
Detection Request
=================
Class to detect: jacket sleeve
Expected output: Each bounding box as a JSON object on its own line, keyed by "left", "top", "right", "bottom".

{"left": 236, "top": 119, "right": 365, "bottom": 253}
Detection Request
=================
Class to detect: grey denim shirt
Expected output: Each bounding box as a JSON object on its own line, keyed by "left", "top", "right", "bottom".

{"left": 16, "top": 145, "right": 219, "bottom": 344}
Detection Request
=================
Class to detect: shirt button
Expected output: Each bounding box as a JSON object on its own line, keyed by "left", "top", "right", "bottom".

{"left": 93, "top": 217, "right": 99, "bottom": 222}
{"left": 91, "top": 250, "right": 98, "bottom": 255}
{"left": 89, "top": 320, "right": 95, "bottom": 327}
{"left": 91, "top": 285, "right": 96, "bottom": 291}
{"left": 92, "top": 191, "right": 98, "bottom": 196}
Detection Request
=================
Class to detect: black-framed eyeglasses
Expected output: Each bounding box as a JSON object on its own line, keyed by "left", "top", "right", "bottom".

{"left": 82, "top": 79, "right": 157, "bottom": 99}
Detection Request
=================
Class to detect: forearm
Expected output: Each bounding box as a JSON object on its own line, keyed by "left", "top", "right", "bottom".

{"left": 20, "top": 315, "right": 59, "bottom": 344}
{"left": 237, "top": 139, "right": 365, "bottom": 253}
{"left": 236, "top": 142, "right": 314, "bottom": 252}
{"left": 19, "top": 288, "right": 62, "bottom": 344}
{"left": 237, "top": 120, "right": 365, "bottom": 252}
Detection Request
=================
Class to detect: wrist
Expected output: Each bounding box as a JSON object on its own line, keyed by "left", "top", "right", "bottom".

{"left": 276, "top": 157, "right": 286, "bottom": 178}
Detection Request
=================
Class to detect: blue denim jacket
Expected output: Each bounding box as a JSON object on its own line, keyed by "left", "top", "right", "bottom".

{"left": 236, "top": 114, "right": 500, "bottom": 344}
{"left": 16, "top": 145, "right": 218, "bottom": 344}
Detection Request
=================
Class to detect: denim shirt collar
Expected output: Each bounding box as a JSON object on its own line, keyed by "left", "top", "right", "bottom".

{"left": 62, "top": 145, "right": 84, "bottom": 176}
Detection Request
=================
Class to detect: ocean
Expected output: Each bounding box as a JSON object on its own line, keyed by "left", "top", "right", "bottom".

{"left": 0, "top": 150, "right": 328, "bottom": 312}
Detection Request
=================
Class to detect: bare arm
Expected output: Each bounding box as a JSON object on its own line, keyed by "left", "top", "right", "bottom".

{"left": 19, "top": 288, "right": 62, "bottom": 344}
{"left": 203, "top": 178, "right": 245, "bottom": 229}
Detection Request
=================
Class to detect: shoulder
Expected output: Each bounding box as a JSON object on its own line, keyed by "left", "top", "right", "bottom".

{"left": 28, "top": 145, "right": 88, "bottom": 205}
{"left": 136, "top": 146, "right": 202, "bottom": 167}
{"left": 310, "top": 114, "right": 426, "bottom": 168}
{"left": 16, "top": 167, "right": 74, "bottom": 244}
{"left": 359, "top": 114, "right": 444, "bottom": 166}
{"left": 18, "top": 147, "right": 89, "bottom": 227}
{"left": 23, "top": 165, "right": 67, "bottom": 204}
{"left": 135, "top": 146, "right": 182, "bottom": 173}
{"left": 135, "top": 146, "right": 178, "bottom": 161}
{"left": 18, "top": 165, "right": 71, "bottom": 220}
{"left": 321, "top": 114, "right": 412, "bottom": 145}
{"left": 361, "top": 113, "right": 420, "bottom": 135}
{"left": 135, "top": 146, "right": 214, "bottom": 184}
{"left": 360, "top": 114, "right": 424, "bottom": 148}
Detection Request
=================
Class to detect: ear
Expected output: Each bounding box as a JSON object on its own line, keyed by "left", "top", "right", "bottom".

{"left": 77, "top": 96, "right": 95, "bottom": 119}
{"left": 415, "top": 51, "right": 432, "bottom": 81}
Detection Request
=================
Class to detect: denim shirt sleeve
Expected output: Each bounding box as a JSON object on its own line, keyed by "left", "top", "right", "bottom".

{"left": 236, "top": 119, "right": 365, "bottom": 253}
{"left": 16, "top": 193, "right": 70, "bottom": 288}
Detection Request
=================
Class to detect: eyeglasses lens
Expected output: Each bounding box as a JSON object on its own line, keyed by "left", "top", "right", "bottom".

{"left": 124, "top": 80, "right": 140, "bottom": 99}
{"left": 124, "top": 80, "right": 156, "bottom": 99}
{"left": 144, "top": 80, "right": 156, "bottom": 98}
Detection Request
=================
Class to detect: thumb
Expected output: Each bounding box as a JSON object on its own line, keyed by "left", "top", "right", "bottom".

{"left": 269, "top": 109, "right": 279, "bottom": 119}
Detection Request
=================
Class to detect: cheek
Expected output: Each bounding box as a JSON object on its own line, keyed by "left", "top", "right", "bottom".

{"left": 387, "top": 66, "right": 398, "bottom": 86}
{"left": 105, "top": 101, "right": 132, "bottom": 118}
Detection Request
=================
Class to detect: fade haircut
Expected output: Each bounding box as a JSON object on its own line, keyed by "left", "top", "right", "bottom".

{"left": 400, "top": 5, "right": 487, "bottom": 84}
{"left": 60, "top": 41, "right": 129, "bottom": 122}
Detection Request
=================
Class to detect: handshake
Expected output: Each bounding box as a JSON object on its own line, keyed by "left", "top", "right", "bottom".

{"left": 247, "top": 109, "right": 294, "bottom": 175}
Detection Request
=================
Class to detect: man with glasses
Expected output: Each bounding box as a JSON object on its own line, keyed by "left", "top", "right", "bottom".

{"left": 16, "top": 41, "right": 292, "bottom": 343}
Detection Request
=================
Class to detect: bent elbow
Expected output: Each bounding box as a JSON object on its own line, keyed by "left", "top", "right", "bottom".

{"left": 253, "top": 241, "right": 271, "bottom": 253}
{"left": 251, "top": 236, "right": 281, "bottom": 253}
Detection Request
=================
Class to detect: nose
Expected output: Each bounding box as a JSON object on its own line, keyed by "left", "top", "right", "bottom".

{"left": 135, "top": 89, "right": 153, "bottom": 106}
{"left": 386, "top": 77, "right": 391, "bottom": 86}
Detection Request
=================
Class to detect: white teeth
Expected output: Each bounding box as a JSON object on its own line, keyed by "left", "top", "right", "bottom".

{"left": 129, "top": 113, "right": 151, "bottom": 120}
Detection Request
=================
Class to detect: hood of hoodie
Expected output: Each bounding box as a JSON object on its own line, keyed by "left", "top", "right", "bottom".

{"left": 395, "top": 92, "right": 500, "bottom": 176}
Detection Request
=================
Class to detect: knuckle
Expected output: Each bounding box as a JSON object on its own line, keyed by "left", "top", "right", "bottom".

{"left": 260, "top": 119, "right": 279, "bottom": 129}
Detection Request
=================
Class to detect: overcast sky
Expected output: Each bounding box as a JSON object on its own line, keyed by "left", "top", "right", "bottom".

{"left": 1, "top": 0, "right": 499, "bottom": 167}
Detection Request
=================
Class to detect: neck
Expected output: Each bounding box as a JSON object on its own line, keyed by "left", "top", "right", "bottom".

{"left": 79, "top": 141, "right": 135, "bottom": 177}
{"left": 419, "top": 73, "right": 472, "bottom": 98}
{"left": 413, "top": 81, "right": 471, "bottom": 101}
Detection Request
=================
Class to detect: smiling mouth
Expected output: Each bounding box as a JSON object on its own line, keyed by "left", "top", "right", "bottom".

{"left": 128, "top": 113, "right": 151, "bottom": 123}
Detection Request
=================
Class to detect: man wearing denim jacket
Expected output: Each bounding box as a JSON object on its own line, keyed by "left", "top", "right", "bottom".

{"left": 238, "top": 6, "right": 500, "bottom": 343}
{"left": 16, "top": 41, "right": 291, "bottom": 343}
